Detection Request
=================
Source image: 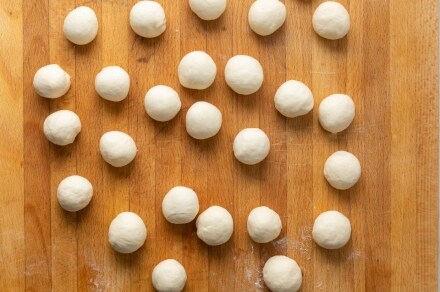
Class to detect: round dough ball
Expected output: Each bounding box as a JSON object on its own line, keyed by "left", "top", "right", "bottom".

{"left": 225, "top": 55, "right": 264, "bottom": 95}
{"left": 233, "top": 128, "right": 270, "bottom": 165}
{"left": 196, "top": 206, "right": 233, "bottom": 246}
{"left": 312, "top": 1, "right": 350, "bottom": 40}
{"left": 130, "top": 1, "right": 166, "bottom": 38}
{"left": 99, "top": 131, "right": 137, "bottom": 167}
{"left": 95, "top": 66, "right": 130, "bottom": 102}
{"left": 274, "top": 80, "right": 314, "bottom": 118}
{"left": 43, "top": 110, "right": 81, "bottom": 146}
{"left": 248, "top": 0, "right": 286, "bottom": 36}
{"left": 63, "top": 6, "right": 98, "bottom": 45}
{"left": 152, "top": 259, "right": 187, "bottom": 292}
{"left": 263, "top": 255, "right": 302, "bottom": 292}
{"left": 186, "top": 101, "right": 222, "bottom": 139}
{"left": 144, "top": 85, "right": 181, "bottom": 122}
{"left": 247, "top": 206, "right": 282, "bottom": 243}
{"left": 189, "top": 0, "right": 227, "bottom": 21}
{"left": 57, "top": 175, "right": 93, "bottom": 212}
{"left": 33, "top": 64, "right": 71, "bottom": 99}
{"left": 324, "top": 151, "right": 361, "bottom": 190}
{"left": 318, "top": 94, "right": 355, "bottom": 133}
{"left": 162, "top": 186, "right": 199, "bottom": 224}
{"left": 312, "top": 210, "right": 351, "bottom": 249}
{"left": 178, "top": 51, "right": 217, "bottom": 90}
{"left": 108, "top": 212, "right": 147, "bottom": 253}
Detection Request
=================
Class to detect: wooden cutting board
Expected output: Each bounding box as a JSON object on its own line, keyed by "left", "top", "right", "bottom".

{"left": 0, "top": 0, "right": 438, "bottom": 291}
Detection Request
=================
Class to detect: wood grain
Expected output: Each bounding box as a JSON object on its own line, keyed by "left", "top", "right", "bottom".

{"left": 0, "top": 0, "right": 438, "bottom": 291}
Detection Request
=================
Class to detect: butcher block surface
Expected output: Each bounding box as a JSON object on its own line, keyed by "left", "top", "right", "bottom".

{"left": 0, "top": 0, "right": 438, "bottom": 291}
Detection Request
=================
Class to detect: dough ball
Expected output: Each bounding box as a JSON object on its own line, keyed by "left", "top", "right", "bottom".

{"left": 186, "top": 101, "right": 222, "bottom": 140}
{"left": 162, "top": 186, "right": 199, "bottom": 224}
{"left": 247, "top": 206, "right": 282, "bottom": 243}
{"left": 144, "top": 85, "right": 181, "bottom": 122}
{"left": 95, "top": 66, "right": 130, "bottom": 102}
{"left": 33, "top": 64, "right": 71, "bottom": 99}
{"left": 312, "top": 210, "right": 351, "bottom": 249}
{"left": 152, "top": 259, "right": 187, "bottom": 292}
{"left": 130, "top": 1, "right": 166, "bottom": 38}
{"left": 57, "top": 175, "right": 93, "bottom": 212}
{"left": 324, "top": 151, "right": 361, "bottom": 190}
{"left": 189, "top": 0, "right": 227, "bottom": 21}
{"left": 99, "top": 131, "right": 137, "bottom": 167}
{"left": 196, "top": 206, "right": 233, "bottom": 246}
{"left": 63, "top": 6, "right": 98, "bottom": 45}
{"left": 225, "top": 55, "right": 264, "bottom": 95}
{"left": 274, "top": 80, "right": 314, "bottom": 118}
{"left": 263, "top": 255, "right": 302, "bottom": 292}
{"left": 108, "top": 212, "right": 147, "bottom": 253}
{"left": 178, "top": 51, "right": 217, "bottom": 90}
{"left": 312, "top": 1, "right": 350, "bottom": 40}
{"left": 248, "top": 0, "right": 286, "bottom": 36}
{"left": 233, "top": 128, "right": 270, "bottom": 165}
{"left": 318, "top": 94, "right": 355, "bottom": 133}
{"left": 43, "top": 110, "right": 81, "bottom": 146}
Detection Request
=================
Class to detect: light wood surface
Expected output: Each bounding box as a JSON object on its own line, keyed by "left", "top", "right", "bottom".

{"left": 0, "top": 0, "right": 438, "bottom": 291}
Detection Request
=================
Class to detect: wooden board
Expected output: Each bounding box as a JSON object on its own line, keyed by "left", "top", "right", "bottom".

{"left": 0, "top": 0, "right": 438, "bottom": 291}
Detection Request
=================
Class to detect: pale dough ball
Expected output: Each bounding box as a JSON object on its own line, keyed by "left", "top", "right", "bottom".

{"left": 130, "top": 1, "right": 166, "bottom": 38}
{"left": 57, "top": 175, "right": 93, "bottom": 212}
{"left": 263, "top": 255, "right": 302, "bottom": 292}
{"left": 274, "top": 80, "right": 314, "bottom": 118}
{"left": 225, "top": 55, "right": 264, "bottom": 95}
{"left": 152, "top": 259, "right": 187, "bottom": 292}
{"left": 247, "top": 206, "right": 282, "bottom": 243}
{"left": 33, "top": 64, "right": 71, "bottom": 99}
{"left": 233, "top": 128, "right": 270, "bottom": 165}
{"left": 312, "top": 1, "right": 350, "bottom": 40}
{"left": 63, "top": 6, "right": 98, "bottom": 45}
{"left": 196, "top": 206, "right": 233, "bottom": 246}
{"left": 162, "top": 186, "right": 199, "bottom": 224}
{"left": 108, "top": 212, "right": 147, "bottom": 253}
{"left": 144, "top": 85, "right": 182, "bottom": 122}
{"left": 186, "top": 101, "right": 222, "bottom": 140}
{"left": 248, "top": 0, "right": 286, "bottom": 36}
{"left": 99, "top": 131, "right": 137, "bottom": 167}
{"left": 95, "top": 66, "right": 130, "bottom": 102}
{"left": 324, "top": 151, "right": 361, "bottom": 190}
{"left": 318, "top": 94, "right": 355, "bottom": 133}
{"left": 312, "top": 210, "right": 351, "bottom": 249}
{"left": 189, "top": 0, "right": 227, "bottom": 21}
{"left": 178, "top": 51, "right": 217, "bottom": 90}
{"left": 43, "top": 110, "right": 81, "bottom": 146}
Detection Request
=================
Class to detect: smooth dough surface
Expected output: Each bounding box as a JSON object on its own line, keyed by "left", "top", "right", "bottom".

{"left": 130, "top": 1, "right": 167, "bottom": 38}
{"left": 186, "top": 101, "right": 222, "bottom": 139}
{"left": 162, "top": 186, "right": 199, "bottom": 224}
{"left": 99, "top": 131, "right": 137, "bottom": 167}
{"left": 43, "top": 110, "right": 81, "bottom": 146}
{"left": 108, "top": 212, "right": 147, "bottom": 253}
{"left": 57, "top": 175, "right": 93, "bottom": 212}
{"left": 263, "top": 255, "right": 302, "bottom": 292}
{"left": 33, "top": 64, "right": 71, "bottom": 99}
{"left": 225, "top": 55, "right": 264, "bottom": 95}
{"left": 233, "top": 128, "right": 270, "bottom": 165}
{"left": 152, "top": 259, "right": 187, "bottom": 292}
{"left": 312, "top": 210, "right": 351, "bottom": 249}
{"left": 274, "top": 80, "right": 314, "bottom": 118}
{"left": 95, "top": 66, "right": 130, "bottom": 102}
{"left": 324, "top": 151, "right": 361, "bottom": 190}
{"left": 247, "top": 206, "right": 282, "bottom": 243}
{"left": 178, "top": 51, "right": 217, "bottom": 90}
{"left": 189, "top": 0, "right": 227, "bottom": 20}
{"left": 144, "top": 85, "right": 182, "bottom": 122}
{"left": 248, "top": 0, "right": 286, "bottom": 36}
{"left": 63, "top": 6, "right": 98, "bottom": 45}
{"left": 312, "top": 1, "right": 350, "bottom": 40}
{"left": 196, "top": 206, "right": 233, "bottom": 246}
{"left": 318, "top": 94, "right": 355, "bottom": 133}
